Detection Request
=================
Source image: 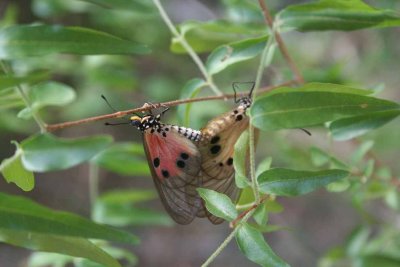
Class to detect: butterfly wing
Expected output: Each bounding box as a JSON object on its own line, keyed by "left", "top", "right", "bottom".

{"left": 142, "top": 125, "right": 202, "bottom": 224}
{"left": 197, "top": 103, "right": 251, "bottom": 224}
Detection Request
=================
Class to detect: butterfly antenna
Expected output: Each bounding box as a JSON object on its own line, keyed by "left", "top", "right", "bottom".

{"left": 101, "top": 94, "right": 119, "bottom": 113}
{"left": 232, "top": 82, "right": 256, "bottom": 102}
{"left": 104, "top": 122, "right": 130, "bottom": 126}
{"left": 248, "top": 82, "right": 255, "bottom": 99}
{"left": 300, "top": 128, "right": 312, "bottom": 136}
{"left": 232, "top": 83, "right": 240, "bottom": 103}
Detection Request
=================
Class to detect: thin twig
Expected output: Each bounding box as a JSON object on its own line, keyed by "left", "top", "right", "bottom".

{"left": 201, "top": 210, "right": 255, "bottom": 267}
{"left": 45, "top": 80, "right": 295, "bottom": 132}
{"left": 230, "top": 195, "right": 269, "bottom": 228}
{"left": 257, "top": 0, "right": 304, "bottom": 84}
{"left": 152, "top": 0, "right": 222, "bottom": 95}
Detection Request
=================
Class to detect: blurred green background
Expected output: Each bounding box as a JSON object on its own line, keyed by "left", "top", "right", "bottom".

{"left": 0, "top": 0, "right": 399, "bottom": 266}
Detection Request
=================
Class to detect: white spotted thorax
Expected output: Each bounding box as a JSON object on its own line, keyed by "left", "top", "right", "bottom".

{"left": 130, "top": 113, "right": 202, "bottom": 142}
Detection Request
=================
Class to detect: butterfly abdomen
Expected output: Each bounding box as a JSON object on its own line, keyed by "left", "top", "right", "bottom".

{"left": 171, "top": 125, "right": 202, "bottom": 142}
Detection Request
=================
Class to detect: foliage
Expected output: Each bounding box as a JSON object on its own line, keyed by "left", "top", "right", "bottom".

{"left": 0, "top": 0, "right": 399, "bottom": 266}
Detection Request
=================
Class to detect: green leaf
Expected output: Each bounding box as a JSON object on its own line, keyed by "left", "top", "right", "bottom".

{"left": 0, "top": 229, "right": 120, "bottom": 267}
{"left": 250, "top": 83, "right": 399, "bottom": 131}
{"left": 197, "top": 188, "right": 238, "bottom": 221}
{"left": 28, "top": 252, "right": 73, "bottom": 267}
{"left": 310, "top": 147, "right": 348, "bottom": 169}
{"left": 0, "top": 71, "right": 50, "bottom": 91}
{"left": 0, "top": 25, "right": 150, "bottom": 59}
{"left": 0, "top": 141, "right": 34, "bottom": 191}
{"left": 92, "top": 142, "right": 149, "bottom": 176}
{"left": 253, "top": 204, "right": 268, "bottom": 226}
{"left": 359, "top": 255, "right": 400, "bottom": 267}
{"left": 329, "top": 110, "right": 400, "bottom": 141}
{"left": 98, "top": 189, "right": 157, "bottom": 204}
{"left": 171, "top": 20, "right": 265, "bottom": 53}
{"left": 258, "top": 168, "right": 349, "bottom": 196}
{"left": 18, "top": 81, "right": 76, "bottom": 119}
{"left": 93, "top": 203, "right": 173, "bottom": 227}
{"left": 81, "top": 0, "right": 155, "bottom": 13}
{"left": 176, "top": 78, "right": 207, "bottom": 126}
{"left": 93, "top": 190, "right": 173, "bottom": 227}
{"left": 255, "top": 157, "right": 272, "bottom": 177}
{"left": 206, "top": 35, "right": 268, "bottom": 75}
{"left": 21, "top": 133, "right": 113, "bottom": 172}
{"left": 0, "top": 192, "right": 139, "bottom": 244}
{"left": 277, "top": 0, "right": 400, "bottom": 32}
{"left": 236, "top": 223, "right": 290, "bottom": 267}
{"left": 234, "top": 130, "right": 251, "bottom": 188}
{"left": 75, "top": 246, "right": 137, "bottom": 267}
{"left": 351, "top": 140, "right": 374, "bottom": 165}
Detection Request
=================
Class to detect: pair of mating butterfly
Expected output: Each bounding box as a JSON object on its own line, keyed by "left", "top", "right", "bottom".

{"left": 106, "top": 83, "right": 254, "bottom": 225}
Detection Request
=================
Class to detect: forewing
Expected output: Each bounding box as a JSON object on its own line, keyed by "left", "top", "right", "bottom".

{"left": 198, "top": 107, "right": 250, "bottom": 224}
{"left": 143, "top": 126, "right": 202, "bottom": 224}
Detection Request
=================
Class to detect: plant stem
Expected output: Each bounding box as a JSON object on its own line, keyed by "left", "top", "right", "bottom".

{"left": 257, "top": 0, "right": 304, "bottom": 84}
{"left": 0, "top": 60, "right": 47, "bottom": 132}
{"left": 201, "top": 210, "right": 255, "bottom": 267}
{"left": 89, "top": 163, "right": 99, "bottom": 219}
{"left": 151, "top": 0, "right": 222, "bottom": 95}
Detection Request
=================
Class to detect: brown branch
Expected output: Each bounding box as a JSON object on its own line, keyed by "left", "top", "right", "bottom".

{"left": 229, "top": 195, "right": 269, "bottom": 228}
{"left": 45, "top": 80, "right": 296, "bottom": 132}
{"left": 258, "top": 0, "right": 304, "bottom": 84}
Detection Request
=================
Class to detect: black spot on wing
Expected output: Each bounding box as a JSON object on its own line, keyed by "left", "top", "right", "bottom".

{"left": 236, "top": 115, "right": 243, "bottom": 121}
{"left": 177, "top": 160, "right": 185, "bottom": 168}
{"left": 181, "top": 153, "right": 189, "bottom": 160}
{"left": 210, "top": 145, "right": 221, "bottom": 154}
{"left": 162, "top": 169, "right": 170, "bottom": 178}
{"left": 153, "top": 157, "right": 160, "bottom": 168}
{"left": 227, "top": 157, "right": 233, "bottom": 166}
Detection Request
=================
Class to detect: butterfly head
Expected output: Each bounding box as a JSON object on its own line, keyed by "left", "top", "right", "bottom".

{"left": 130, "top": 114, "right": 160, "bottom": 131}
{"left": 232, "top": 82, "right": 254, "bottom": 111}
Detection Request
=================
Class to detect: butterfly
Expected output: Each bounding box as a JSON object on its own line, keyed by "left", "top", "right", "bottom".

{"left": 102, "top": 97, "right": 205, "bottom": 225}
{"left": 196, "top": 82, "right": 255, "bottom": 224}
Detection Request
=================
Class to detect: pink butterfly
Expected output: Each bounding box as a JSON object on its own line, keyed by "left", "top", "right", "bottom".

{"left": 129, "top": 106, "right": 204, "bottom": 224}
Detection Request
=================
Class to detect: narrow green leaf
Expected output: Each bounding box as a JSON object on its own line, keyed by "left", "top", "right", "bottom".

{"left": 81, "top": 0, "right": 155, "bottom": 13}
{"left": 253, "top": 204, "right": 268, "bottom": 226}
{"left": 93, "top": 189, "right": 173, "bottom": 227}
{"left": 0, "top": 71, "right": 50, "bottom": 91}
{"left": 0, "top": 229, "right": 121, "bottom": 267}
{"left": 93, "top": 203, "right": 173, "bottom": 227}
{"left": 277, "top": 0, "right": 400, "bottom": 32}
{"left": 0, "top": 25, "right": 150, "bottom": 59}
{"left": 234, "top": 130, "right": 251, "bottom": 188}
{"left": 329, "top": 110, "right": 400, "bottom": 141}
{"left": 92, "top": 142, "right": 149, "bottom": 176}
{"left": 18, "top": 81, "right": 76, "bottom": 119}
{"left": 266, "top": 82, "right": 374, "bottom": 96}
{"left": 206, "top": 35, "right": 268, "bottom": 75}
{"left": 351, "top": 140, "right": 374, "bottom": 165}
{"left": 250, "top": 84, "right": 399, "bottom": 131}
{"left": 0, "top": 142, "right": 34, "bottom": 191}
{"left": 236, "top": 223, "right": 290, "bottom": 267}
{"left": 255, "top": 157, "right": 272, "bottom": 177}
{"left": 176, "top": 78, "right": 207, "bottom": 126}
{"left": 171, "top": 20, "right": 265, "bottom": 53}
{"left": 258, "top": 168, "right": 349, "bottom": 196}
{"left": 359, "top": 255, "right": 400, "bottom": 267}
{"left": 28, "top": 252, "right": 73, "bottom": 267}
{"left": 98, "top": 189, "right": 157, "bottom": 204}
{"left": 0, "top": 192, "right": 139, "bottom": 244}
{"left": 21, "top": 133, "right": 113, "bottom": 172}
{"left": 197, "top": 188, "right": 238, "bottom": 221}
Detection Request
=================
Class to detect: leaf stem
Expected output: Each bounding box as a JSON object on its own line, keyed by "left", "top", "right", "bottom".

{"left": 0, "top": 60, "right": 47, "bottom": 132}
{"left": 151, "top": 0, "right": 222, "bottom": 95}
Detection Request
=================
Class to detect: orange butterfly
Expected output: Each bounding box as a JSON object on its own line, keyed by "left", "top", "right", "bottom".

{"left": 196, "top": 83, "right": 255, "bottom": 224}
